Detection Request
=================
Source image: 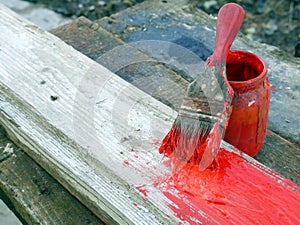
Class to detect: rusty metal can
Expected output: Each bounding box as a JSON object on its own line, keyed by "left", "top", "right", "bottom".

{"left": 224, "top": 50, "right": 270, "bottom": 156}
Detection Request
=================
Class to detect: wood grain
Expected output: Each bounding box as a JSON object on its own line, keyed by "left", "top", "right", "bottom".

{"left": 0, "top": 4, "right": 179, "bottom": 224}
{"left": 0, "top": 4, "right": 299, "bottom": 224}
{"left": 0, "top": 126, "right": 105, "bottom": 225}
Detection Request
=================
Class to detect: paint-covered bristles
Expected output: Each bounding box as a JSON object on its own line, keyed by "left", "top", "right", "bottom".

{"left": 159, "top": 115, "right": 213, "bottom": 165}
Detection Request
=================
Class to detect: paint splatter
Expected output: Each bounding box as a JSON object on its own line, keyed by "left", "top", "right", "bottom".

{"left": 136, "top": 184, "right": 148, "bottom": 197}
{"left": 151, "top": 138, "right": 161, "bottom": 147}
{"left": 133, "top": 203, "right": 140, "bottom": 209}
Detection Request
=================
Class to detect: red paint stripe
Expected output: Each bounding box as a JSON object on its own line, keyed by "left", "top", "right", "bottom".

{"left": 159, "top": 148, "right": 300, "bottom": 224}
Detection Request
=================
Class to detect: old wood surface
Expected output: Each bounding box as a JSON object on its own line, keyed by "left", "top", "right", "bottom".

{"left": 0, "top": 14, "right": 298, "bottom": 225}
{"left": 0, "top": 2, "right": 299, "bottom": 225}
{"left": 0, "top": 4, "right": 181, "bottom": 224}
{"left": 0, "top": 126, "right": 104, "bottom": 225}
{"left": 0, "top": 14, "right": 299, "bottom": 225}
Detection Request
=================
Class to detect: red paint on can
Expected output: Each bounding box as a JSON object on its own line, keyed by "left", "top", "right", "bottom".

{"left": 160, "top": 148, "right": 300, "bottom": 224}
{"left": 224, "top": 50, "right": 270, "bottom": 156}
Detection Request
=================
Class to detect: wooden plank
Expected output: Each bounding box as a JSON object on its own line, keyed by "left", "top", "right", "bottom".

{"left": 0, "top": 4, "right": 176, "bottom": 224}
{"left": 0, "top": 125, "right": 105, "bottom": 225}
{"left": 1, "top": 15, "right": 297, "bottom": 225}
{"left": 51, "top": 16, "right": 190, "bottom": 111}
{"left": 0, "top": 16, "right": 187, "bottom": 224}
{"left": 0, "top": 4, "right": 299, "bottom": 224}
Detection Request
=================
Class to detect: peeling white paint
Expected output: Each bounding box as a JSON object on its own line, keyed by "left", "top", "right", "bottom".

{"left": 3, "top": 143, "right": 14, "bottom": 154}
{"left": 248, "top": 100, "right": 256, "bottom": 107}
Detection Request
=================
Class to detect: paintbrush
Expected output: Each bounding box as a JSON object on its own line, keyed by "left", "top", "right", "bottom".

{"left": 159, "top": 3, "right": 244, "bottom": 171}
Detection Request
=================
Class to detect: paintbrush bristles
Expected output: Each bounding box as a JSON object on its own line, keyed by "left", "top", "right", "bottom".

{"left": 159, "top": 108, "right": 219, "bottom": 164}
{"left": 159, "top": 64, "right": 233, "bottom": 165}
{"left": 158, "top": 117, "right": 212, "bottom": 164}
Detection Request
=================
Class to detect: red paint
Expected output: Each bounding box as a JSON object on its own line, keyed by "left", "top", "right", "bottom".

{"left": 224, "top": 50, "right": 270, "bottom": 156}
{"left": 159, "top": 148, "right": 300, "bottom": 224}
{"left": 136, "top": 184, "right": 148, "bottom": 197}
{"left": 159, "top": 123, "right": 210, "bottom": 165}
{"left": 151, "top": 138, "right": 161, "bottom": 147}
{"left": 123, "top": 160, "right": 130, "bottom": 166}
{"left": 159, "top": 122, "right": 223, "bottom": 171}
{"left": 133, "top": 203, "right": 140, "bottom": 208}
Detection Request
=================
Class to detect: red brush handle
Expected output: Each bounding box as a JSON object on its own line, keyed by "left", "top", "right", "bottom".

{"left": 209, "top": 3, "right": 244, "bottom": 66}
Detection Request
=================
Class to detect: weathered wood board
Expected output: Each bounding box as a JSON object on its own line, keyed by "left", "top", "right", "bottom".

{"left": 0, "top": 14, "right": 298, "bottom": 225}
{"left": 0, "top": 125, "right": 105, "bottom": 225}
{"left": 0, "top": 4, "right": 299, "bottom": 225}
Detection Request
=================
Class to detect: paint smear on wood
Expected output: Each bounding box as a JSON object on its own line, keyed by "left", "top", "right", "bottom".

{"left": 155, "top": 148, "right": 300, "bottom": 224}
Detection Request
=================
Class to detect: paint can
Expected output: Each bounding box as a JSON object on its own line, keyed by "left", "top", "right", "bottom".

{"left": 224, "top": 50, "right": 270, "bottom": 156}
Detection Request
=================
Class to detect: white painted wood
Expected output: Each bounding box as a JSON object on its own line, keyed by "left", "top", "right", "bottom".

{"left": 0, "top": 4, "right": 299, "bottom": 224}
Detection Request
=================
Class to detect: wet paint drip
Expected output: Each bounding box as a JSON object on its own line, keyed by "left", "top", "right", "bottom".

{"left": 159, "top": 148, "right": 300, "bottom": 224}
